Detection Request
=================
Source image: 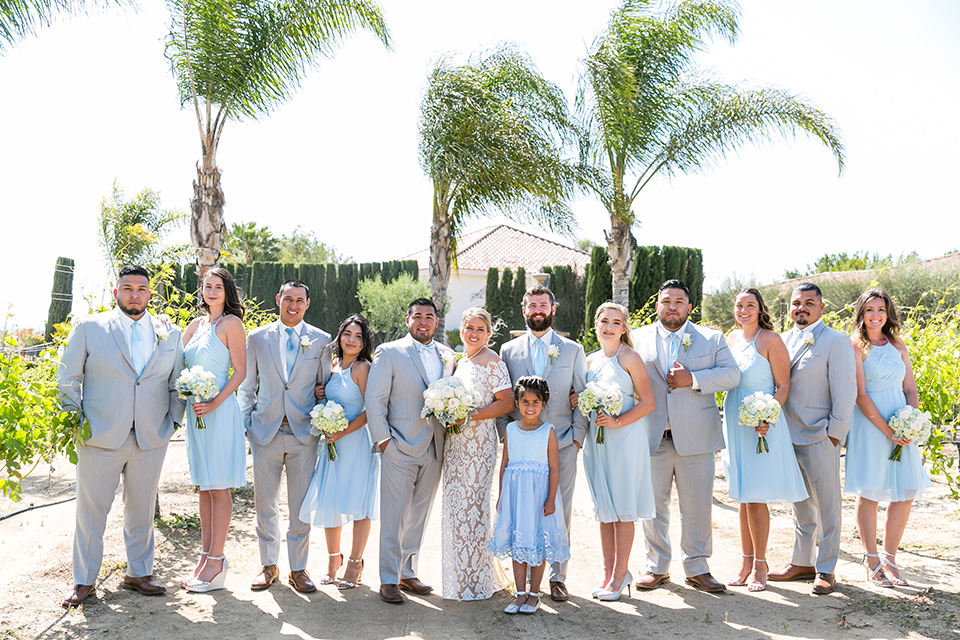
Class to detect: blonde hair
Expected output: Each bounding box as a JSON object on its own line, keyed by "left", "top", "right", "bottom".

{"left": 594, "top": 301, "right": 633, "bottom": 347}
{"left": 460, "top": 307, "right": 494, "bottom": 334}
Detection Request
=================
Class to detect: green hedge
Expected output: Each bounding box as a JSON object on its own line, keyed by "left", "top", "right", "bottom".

{"left": 629, "top": 246, "right": 703, "bottom": 320}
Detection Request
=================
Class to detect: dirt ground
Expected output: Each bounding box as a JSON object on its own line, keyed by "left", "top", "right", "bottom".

{"left": 1, "top": 438, "right": 959, "bottom": 640}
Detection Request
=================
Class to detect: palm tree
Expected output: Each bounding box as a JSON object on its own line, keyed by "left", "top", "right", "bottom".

{"left": 221, "top": 221, "right": 279, "bottom": 265}
{"left": 0, "top": 0, "right": 132, "bottom": 53}
{"left": 419, "top": 44, "right": 581, "bottom": 334}
{"left": 165, "top": 0, "right": 390, "bottom": 281}
{"left": 578, "top": 0, "right": 845, "bottom": 306}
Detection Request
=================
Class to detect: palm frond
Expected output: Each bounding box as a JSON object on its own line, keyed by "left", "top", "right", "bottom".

{"left": 0, "top": 0, "right": 134, "bottom": 53}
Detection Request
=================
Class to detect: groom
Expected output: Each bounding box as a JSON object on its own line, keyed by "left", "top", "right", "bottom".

{"left": 499, "top": 284, "right": 587, "bottom": 602}
{"left": 239, "top": 279, "right": 331, "bottom": 593}
{"left": 57, "top": 265, "right": 185, "bottom": 607}
{"left": 366, "top": 298, "right": 455, "bottom": 604}
{"left": 631, "top": 279, "right": 740, "bottom": 593}
{"left": 768, "top": 283, "right": 856, "bottom": 594}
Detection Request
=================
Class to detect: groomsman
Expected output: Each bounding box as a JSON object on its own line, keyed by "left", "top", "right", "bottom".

{"left": 631, "top": 279, "right": 740, "bottom": 593}
{"left": 366, "top": 298, "right": 456, "bottom": 603}
{"left": 768, "top": 283, "right": 856, "bottom": 594}
{"left": 499, "top": 285, "right": 587, "bottom": 602}
{"left": 57, "top": 265, "right": 185, "bottom": 607}
{"left": 239, "top": 280, "right": 331, "bottom": 592}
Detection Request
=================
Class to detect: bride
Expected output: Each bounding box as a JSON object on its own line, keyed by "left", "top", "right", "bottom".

{"left": 441, "top": 307, "right": 514, "bottom": 600}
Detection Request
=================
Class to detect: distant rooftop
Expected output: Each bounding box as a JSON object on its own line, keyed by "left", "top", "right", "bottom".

{"left": 402, "top": 224, "right": 590, "bottom": 274}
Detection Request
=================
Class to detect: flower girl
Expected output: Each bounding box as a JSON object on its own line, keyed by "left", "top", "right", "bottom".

{"left": 488, "top": 376, "right": 570, "bottom": 614}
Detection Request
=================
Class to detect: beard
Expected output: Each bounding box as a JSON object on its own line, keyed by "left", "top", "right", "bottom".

{"left": 658, "top": 312, "right": 688, "bottom": 332}
{"left": 526, "top": 311, "right": 554, "bottom": 332}
{"left": 117, "top": 299, "right": 146, "bottom": 319}
{"left": 792, "top": 311, "right": 810, "bottom": 327}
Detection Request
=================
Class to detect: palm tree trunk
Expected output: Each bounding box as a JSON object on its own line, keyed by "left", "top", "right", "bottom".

{"left": 429, "top": 190, "right": 452, "bottom": 340}
{"left": 190, "top": 162, "right": 224, "bottom": 287}
{"left": 605, "top": 213, "right": 636, "bottom": 307}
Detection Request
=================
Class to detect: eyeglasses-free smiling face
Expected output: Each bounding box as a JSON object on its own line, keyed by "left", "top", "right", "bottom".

{"left": 595, "top": 308, "right": 627, "bottom": 343}
{"left": 734, "top": 292, "right": 760, "bottom": 329}
{"left": 790, "top": 289, "right": 824, "bottom": 327}
{"left": 276, "top": 285, "right": 310, "bottom": 327}
{"left": 406, "top": 305, "right": 439, "bottom": 344}
{"left": 523, "top": 293, "right": 556, "bottom": 332}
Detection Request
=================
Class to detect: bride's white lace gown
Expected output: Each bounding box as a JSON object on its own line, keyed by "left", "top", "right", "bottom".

{"left": 441, "top": 357, "right": 511, "bottom": 600}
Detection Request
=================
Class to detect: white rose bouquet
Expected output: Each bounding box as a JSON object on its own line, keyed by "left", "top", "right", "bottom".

{"left": 578, "top": 381, "right": 623, "bottom": 444}
{"left": 737, "top": 391, "right": 781, "bottom": 454}
{"left": 310, "top": 401, "right": 349, "bottom": 461}
{"left": 175, "top": 365, "right": 220, "bottom": 429}
{"left": 887, "top": 406, "right": 933, "bottom": 462}
{"left": 421, "top": 377, "right": 482, "bottom": 435}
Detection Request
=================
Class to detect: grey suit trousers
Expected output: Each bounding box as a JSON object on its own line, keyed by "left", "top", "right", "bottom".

{"left": 73, "top": 430, "right": 168, "bottom": 585}
{"left": 378, "top": 439, "right": 442, "bottom": 585}
{"left": 250, "top": 424, "right": 318, "bottom": 570}
{"left": 643, "top": 435, "right": 715, "bottom": 577}
{"left": 550, "top": 443, "right": 578, "bottom": 583}
{"left": 792, "top": 438, "right": 842, "bottom": 573}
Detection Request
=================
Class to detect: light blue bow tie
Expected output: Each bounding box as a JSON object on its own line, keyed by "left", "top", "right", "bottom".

{"left": 418, "top": 342, "right": 437, "bottom": 354}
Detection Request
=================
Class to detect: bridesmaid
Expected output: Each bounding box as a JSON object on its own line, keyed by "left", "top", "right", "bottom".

{"left": 441, "top": 307, "right": 514, "bottom": 600}
{"left": 180, "top": 267, "right": 248, "bottom": 592}
{"left": 845, "top": 288, "right": 931, "bottom": 587}
{"left": 582, "top": 301, "right": 655, "bottom": 601}
{"left": 299, "top": 314, "right": 378, "bottom": 590}
{"left": 721, "top": 288, "right": 807, "bottom": 592}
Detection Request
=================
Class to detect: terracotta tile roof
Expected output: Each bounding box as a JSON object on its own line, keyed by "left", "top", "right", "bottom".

{"left": 402, "top": 224, "right": 591, "bottom": 274}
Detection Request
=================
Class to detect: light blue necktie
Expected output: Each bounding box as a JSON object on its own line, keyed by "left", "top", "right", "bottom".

{"left": 285, "top": 327, "right": 298, "bottom": 378}
{"left": 131, "top": 320, "right": 145, "bottom": 376}
{"left": 668, "top": 333, "right": 680, "bottom": 368}
{"left": 533, "top": 338, "right": 546, "bottom": 377}
{"left": 790, "top": 330, "right": 805, "bottom": 359}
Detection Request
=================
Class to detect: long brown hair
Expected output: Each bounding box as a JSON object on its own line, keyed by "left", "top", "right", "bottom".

{"left": 333, "top": 314, "right": 374, "bottom": 363}
{"left": 199, "top": 267, "right": 246, "bottom": 320}
{"left": 853, "top": 287, "right": 901, "bottom": 352}
{"left": 734, "top": 287, "right": 773, "bottom": 331}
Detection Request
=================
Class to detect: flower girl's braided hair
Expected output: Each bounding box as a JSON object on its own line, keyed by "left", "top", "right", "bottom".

{"left": 513, "top": 376, "right": 550, "bottom": 406}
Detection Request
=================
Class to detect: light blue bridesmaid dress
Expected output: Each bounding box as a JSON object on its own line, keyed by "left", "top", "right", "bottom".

{"left": 721, "top": 332, "right": 807, "bottom": 504}
{"left": 582, "top": 346, "right": 655, "bottom": 523}
{"left": 183, "top": 317, "right": 247, "bottom": 490}
{"left": 299, "top": 362, "right": 379, "bottom": 527}
{"left": 845, "top": 342, "right": 931, "bottom": 502}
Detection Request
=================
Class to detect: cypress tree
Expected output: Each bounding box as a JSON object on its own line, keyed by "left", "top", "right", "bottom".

{"left": 45, "top": 257, "right": 74, "bottom": 342}
{"left": 583, "top": 245, "right": 612, "bottom": 342}
{"left": 511, "top": 267, "right": 526, "bottom": 331}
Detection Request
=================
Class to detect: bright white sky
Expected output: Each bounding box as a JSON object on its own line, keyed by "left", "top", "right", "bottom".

{"left": 2, "top": 0, "right": 958, "bottom": 330}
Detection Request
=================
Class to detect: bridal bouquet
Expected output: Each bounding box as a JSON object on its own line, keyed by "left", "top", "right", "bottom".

{"left": 421, "top": 377, "right": 482, "bottom": 435}
{"left": 738, "top": 391, "right": 781, "bottom": 454}
{"left": 578, "top": 381, "right": 623, "bottom": 444}
{"left": 310, "top": 401, "right": 349, "bottom": 461}
{"left": 887, "top": 406, "right": 933, "bottom": 462}
{"left": 175, "top": 365, "right": 220, "bottom": 429}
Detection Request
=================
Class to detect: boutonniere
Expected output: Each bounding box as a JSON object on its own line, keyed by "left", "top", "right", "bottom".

{"left": 300, "top": 336, "right": 316, "bottom": 354}
{"left": 441, "top": 351, "right": 456, "bottom": 369}
{"left": 681, "top": 333, "right": 693, "bottom": 351}
{"left": 802, "top": 333, "right": 815, "bottom": 348}
{"left": 154, "top": 325, "right": 171, "bottom": 346}
{"left": 547, "top": 344, "right": 560, "bottom": 364}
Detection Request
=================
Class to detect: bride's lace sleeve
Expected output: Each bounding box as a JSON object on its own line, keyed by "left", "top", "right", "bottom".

{"left": 490, "top": 359, "right": 512, "bottom": 393}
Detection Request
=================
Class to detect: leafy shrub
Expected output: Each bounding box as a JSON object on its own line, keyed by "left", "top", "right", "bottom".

{"left": 357, "top": 274, "right": 430, "bottom": 345}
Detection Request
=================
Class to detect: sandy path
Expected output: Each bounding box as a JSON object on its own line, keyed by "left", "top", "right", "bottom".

{"left": 1, "top": 439, "right": 959, "bottom": 639}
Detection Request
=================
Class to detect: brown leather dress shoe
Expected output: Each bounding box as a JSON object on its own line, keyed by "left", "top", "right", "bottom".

{"left": 289, "top": 570, "right": 317, "bottom": 593}
{"left": 379, "top": 583, "right": 405, "bottom": 603}
{"left": 767, "top": 564, "right": 816, "bottom": 582}
{"left": 549, "top": 581, "right": 569, "bottom": 601}
{"left": 251, "top": 565, "right": 280, "bottom": 591}
{"left": 635, "top": 573, "right": 670, "bottom": 590}
{"left": 812, "top": 573, "right": 836, "bottom": 595}
{"left": 398, "top": 577, "right": 433, "bottom": 595}
{"left": 121, "top": 575, "right": 167, "bottom": 595}
{"left": 685, "top": 573, "right": 726, "bottom": 593}
{"left": 62, "top": 584, "right": 95, "bottom": 608}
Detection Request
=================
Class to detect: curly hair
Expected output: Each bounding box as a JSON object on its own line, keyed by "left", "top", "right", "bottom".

{"left": 734, "top": 288, "right": 773, "bottom": 331}
{"left": 199, "top": 267, "right": 246, "bottom": 320}
{"left": 513, "top": 375, "right": 550, "bottom": 406}
{"left": 853, "top": 287, "right": 901, "bottom": 353}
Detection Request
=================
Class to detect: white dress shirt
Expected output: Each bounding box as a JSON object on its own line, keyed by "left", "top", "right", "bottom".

{"left": 117, "top": 309, "right": 155, "bottom": 372}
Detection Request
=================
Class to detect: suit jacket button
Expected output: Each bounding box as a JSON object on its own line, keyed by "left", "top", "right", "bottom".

{"left": 285, "top": 386, "right": 289, "bottom": 391}
{"left": 136, "top": 381, "right": 140, "bottom": 386}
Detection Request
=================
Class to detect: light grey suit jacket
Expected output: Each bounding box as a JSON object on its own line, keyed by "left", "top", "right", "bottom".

{"left": 498, "top": 331, "right": 588, "bottom": 449}
{"left": 781, "top": 322, "right": 857, "bottom": 446}
{"left": 632, "top": 320, "right": 740, "bottom": 457}
{"left": 365, "top": 334, "right": 455, "bottom": 459}
{"left": 57, "top": 309, "right": 185, "bottom": 451}
{"left": 238, "top": 320, "right": 331, "bottom": 447}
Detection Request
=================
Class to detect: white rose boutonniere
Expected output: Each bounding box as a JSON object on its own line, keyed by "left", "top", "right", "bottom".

{"left": 441, "top": 350, "right": 456, "bottom": 374}
{"left": 300, "top": 336, "right": 316, "bottom": 354}
{"left": 681, "top": 333, "right": 693, "bottom": 351}
{"left": 548, "top": 344, "right": 560, "bottom": 364}
{"left": 155, "top": 326, "right": 171, "bottom": 346}
{"left": 802, "top": 333, "right": 815, "bottom": 348}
